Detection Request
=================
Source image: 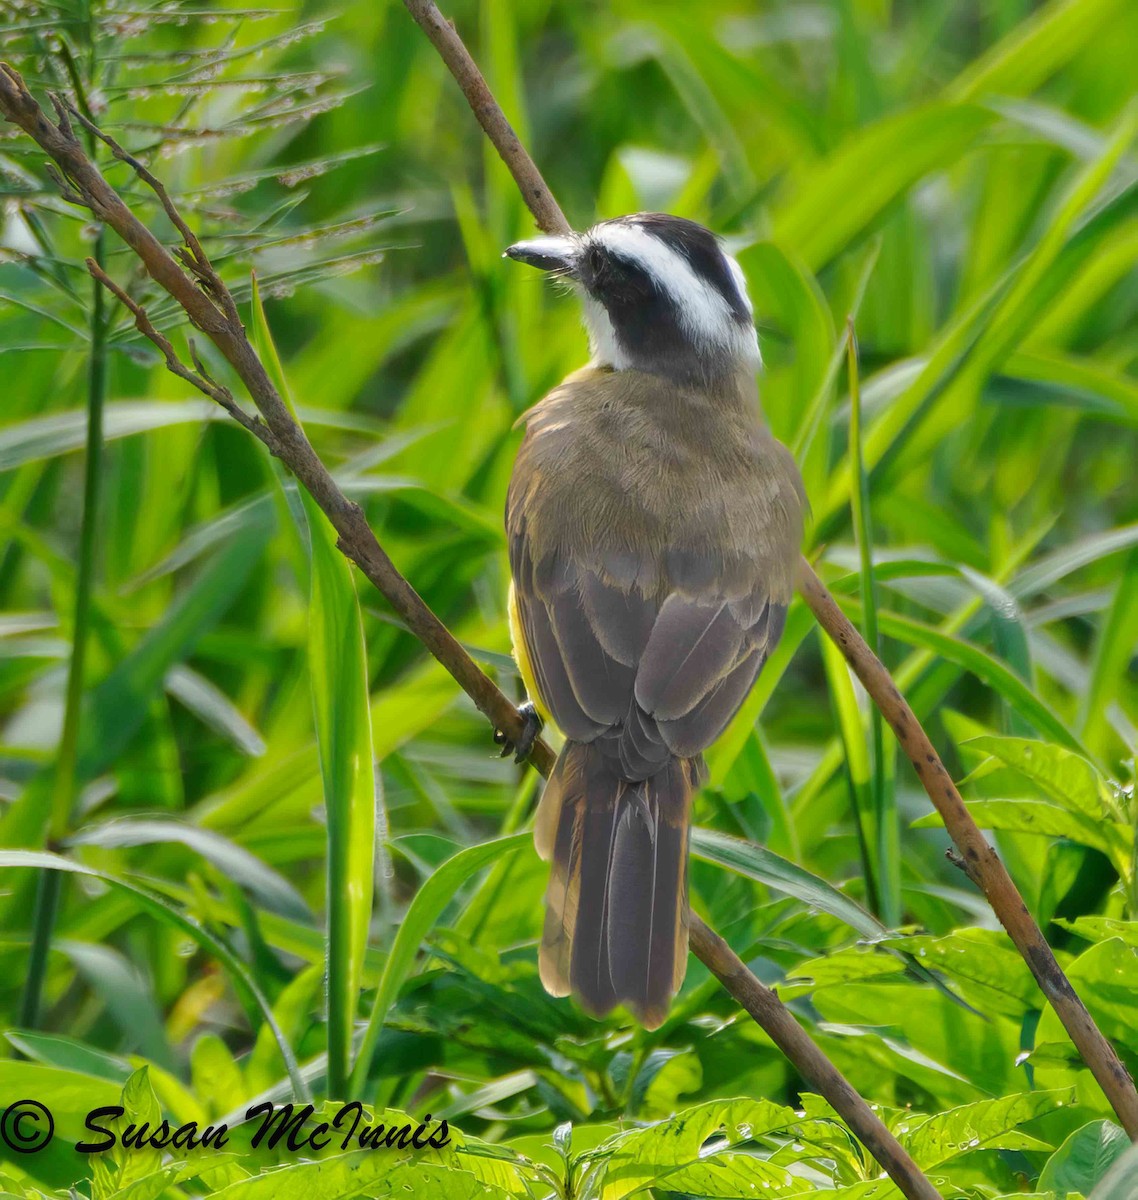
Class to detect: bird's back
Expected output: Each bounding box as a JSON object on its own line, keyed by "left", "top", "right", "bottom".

{"left": 508, "top": 365, "right": 804, "bottom": 613}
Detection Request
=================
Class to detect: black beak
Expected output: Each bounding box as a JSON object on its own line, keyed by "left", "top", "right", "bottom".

{"left": 503, "top": 235, "right": 578, "bottom": 273}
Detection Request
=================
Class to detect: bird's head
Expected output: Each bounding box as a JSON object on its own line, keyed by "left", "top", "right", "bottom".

{"left": 505, "top": 213, "right": 760, "bottom": 385}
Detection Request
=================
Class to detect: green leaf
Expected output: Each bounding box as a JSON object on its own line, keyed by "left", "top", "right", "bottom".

{"left": 191, "top": 1034, "right": 247, "bottom": 1121}
{"left": 91, "top": 1067, "right": 164, "bottom": 1200}
{"left": 1040, "top": 1120, "right": 1130, "bottom": 1196}
{"left": 962, "top": 735, "right": 1113, "bottom": 817}
{"left": 348, "top": 834, "right": 529, "bottom": 1095}
{"left": 819, "top": 632, "right": 881, "bottom": 915}
{"left": 0, "top": 851, "right": 307, "bottom": 1100}
{"left": 103, "top": 1157, "right": 247, "bottom": 1200}
{"left": 597, "top": 1098, "right": 801, "bottom": 1200}
{"left": 880, "top": 928, "right": 1037, "bottom": 1015}
{"left": 692, "top": 826, "right": 886, "bottom": 937}
{"left": 1091, "top": 1143, "right": 1138, "bottom": 1200}
{"left": 3, "top": 1030, "right": 130, "bottom": 1081}
{"left": 901, "top": 1088, "right": 1074, "bottom": 1168}
{"left": 165, "top": 664, "right": 267, "bottom": 757}
{"left": 946, "top": 0, "right": 1132, "bottom": 102}
{"left": 772, "top": 104, "right": 993, "bottom": 268}
{"left": 77, "top": 518, "right": 272, "bottom": 782}
{"left": 70, "top": 818, "right": 311, "bottom": 921}
{"left": 60, "top": 942, "right": 173, "bottom": 1071}
{"left": 0, "top": 1057, "right": 121, "bottom": 1142}
{"left": 207, "top": 1142, "right": 502, "bottom": 1200}
{"left": 910, "top": 800, "right": 1131, "bottom": 871}
{"left": 867, "top": 605, "right": 1088, "bottom": 754}
{"left": 1036, "top": 939, "right": 1138, "bottom": 1056}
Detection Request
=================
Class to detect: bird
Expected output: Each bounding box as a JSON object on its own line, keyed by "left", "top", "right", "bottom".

{"left": 501, "top": 213, "right": 806, "bottom": 1029}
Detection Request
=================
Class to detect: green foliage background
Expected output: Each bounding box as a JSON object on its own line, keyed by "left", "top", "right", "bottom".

{"left": 0, "top": 0, "right": 1137, "bottom": 1196}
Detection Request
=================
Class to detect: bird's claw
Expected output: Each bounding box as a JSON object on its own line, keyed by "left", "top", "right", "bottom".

{"left": 494, "top": 700, "right": 543, "bottom": 763}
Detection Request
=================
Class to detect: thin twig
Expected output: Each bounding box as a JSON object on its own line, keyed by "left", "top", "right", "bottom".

{"left": 401, "top": 0, "right": 571, "bottom": 236}
{"left": 396, "top": 0, "right": 1138, "bottom": 1140}
{"left": 84, "top": 258, "right": 265, "bottom": 439}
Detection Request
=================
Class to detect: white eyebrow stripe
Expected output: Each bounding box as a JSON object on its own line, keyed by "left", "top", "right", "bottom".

{"left": 591, "top": 223, "right": 737, "bottom": 344}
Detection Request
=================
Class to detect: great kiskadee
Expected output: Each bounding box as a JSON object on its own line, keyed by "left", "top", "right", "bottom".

{"left": 502, "top": 213, "right": 805, "bottom": 1029}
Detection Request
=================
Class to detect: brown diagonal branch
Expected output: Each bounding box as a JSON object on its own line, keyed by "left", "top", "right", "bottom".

{"left": 0, "top": 57, "right": 946, "bottom": 1200}
{"left": 398, "top": 0, "right": 1138, "bottom": 1143}
{"left": 0, "top": 63, "right": 541, "bottom": 765}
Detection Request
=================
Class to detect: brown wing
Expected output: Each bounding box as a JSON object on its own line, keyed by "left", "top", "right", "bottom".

{"left": 509, "top": 521, "right": 786, "bottom": 780}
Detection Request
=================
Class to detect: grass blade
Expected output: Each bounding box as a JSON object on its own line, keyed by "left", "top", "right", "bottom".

{"left": 819, "top": 635, "right": 881, "bottom": 916}
{"left": 848, "top": 325, "right": 900, "bottom": 926}
{"left": 348, "top": 834, "right": 529, "bottom": 1097}
{"left": 20, "top": 234, "right": 110, "bottom": 1029}
{"left": 249, "top": 277, "right": 379, "bottom": 1100}
{"left": 691, "top": 827, "right": 886, "bottom": 939}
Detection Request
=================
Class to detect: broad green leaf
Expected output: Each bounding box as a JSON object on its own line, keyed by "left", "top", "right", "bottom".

{"left": 962, "top": 735, "right": 1113, "bottom": 817}
{"left": 901, "top": 1088, "right": 1073, "bottom": 1167}
{"left": 1053, "top": 917, "right": 1138, "bottom": 950}
{"left": 1091, "top": 1143, "right": 1138, "bottom": 1200}
{"left": 880, "top": 929, "right": 1036, "bottom": 1015}
{"left": 1040, "top": 1120, "right": 1129, "bottom": 1196}
{"left": 657, "top": 1150, "right": 796, "bottom": 1198}
{"left": 0, "top": 1058, "right": 121, "bottom": 1141}
{"left": 783, "top": 945, "right": 904, "bottom": 996}
{"left": 597, "top": 1098, "right": 802, "bottom": 1200}
{"left": 191, "top": 1034, "right": 247, "bottom": 1121}
{"left": 911, "top": 800, "right": 1131, "bottom": 872}
{"left": 1036, "top": 939, "right": 1138, "bottom": 1056}
{"left": 91, "top": 1067, "right": 164, "bottom": 1200}
{"left": 208, "top": 1156, "right": 498, "bottom": 1200}
{"left": 104, "top": 1156, "right": 247, "bottom": 1200}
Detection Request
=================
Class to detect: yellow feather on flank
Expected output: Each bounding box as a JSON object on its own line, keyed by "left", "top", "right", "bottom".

{"left": 507, "top": 579, "right": 550, "bottom": 724}
{"left": 510, "top": 579, "right": 565, "bottom": 863}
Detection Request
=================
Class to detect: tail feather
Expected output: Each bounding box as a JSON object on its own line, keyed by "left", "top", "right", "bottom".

{"left": 538, "top": 786, "right": 580, "bottom": 997}
{"left": 537, "top": 742, "right": 698, "bottom": 1028}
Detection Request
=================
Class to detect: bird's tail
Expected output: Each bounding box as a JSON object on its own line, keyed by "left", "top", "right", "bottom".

{"left": 535, "top": 741, "right": 702, "bottom": 1029}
